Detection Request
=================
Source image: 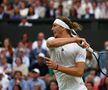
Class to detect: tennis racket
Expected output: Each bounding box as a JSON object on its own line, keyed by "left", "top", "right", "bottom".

{"left": 71, "top": 29, "right": 108, "bottom": 77}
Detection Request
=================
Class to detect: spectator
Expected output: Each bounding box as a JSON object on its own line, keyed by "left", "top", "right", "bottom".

{"left": 13, "top": 0, "right": 21, "bottom": 8}
{"left": 34, "top": 0, "right": 45, "bottom": 19}
{"left": 55, "top": 4, "right": 63, "bottom": 18}
{"left": 27, "top": 68, "right": 46, "bottom": 90}
{"left": 69, "top": 6, "right": 77, "bottom": 19}
{"left": 8, "top": 71, "right": 27, "bottom": 90}
{"left": 2, "top": 38, "right": 14, "bottom": 64}
{"left": 27, "top": 6, "right": 38, "bottom": 19}
{"left": 12, "top": 84, "right": 22, "bottom": 90}
{"left": 19, "top": 17, "right": 32, "bottom": 27}
{"left": 33, "top": 82, "right": 41, "bottom": 90}
{"left": 99, "top": 40, "right": 108, "bottom": 78}
{"left": 97, "top": 0, "right": 105, "bottom": 18}
{"left": 45, "top": 0, "right": 56, "bottom": 18}
{"left": 85, "top": 81, "right": 94, "bottom": 90}
{"left": 0, "top": 68, "right": 9, "bottom": 90}
{"left": 0, "top": 53, "right": 12, "bottom": 76}
{"left": 32, "top": 32, "right": 47, "bottom": 50}
{"left": 85, "top": 68, "right": 101, "bottom": 90}
{"left": 75, "top": 0, "right": 83, "bottom": 19}
{"left": 81, "top": 6, "right": 94, "bottom": 19}
{"left": 6, "top": 3, "right": 14, "bottom": 16}
{"left": 47, "top": 80, "right": 58, "bottom": 90}
{"left": 1, "top": 0, "right": 10, "bottom": 12}
{"left": 30, "top": 40, "right": 48, "bottom": 64}
{"left": 13, "top": 48, "right": 30, "bottom": 67}
{"left": 28, "top": 0, "right": 35, "bottom": 7}
{"left": 29, "top": 53, "right": 49, "bottom": 78}
{"left": 11, "top": 7, "right": 21, "bottom": 20}
{"left": 13, "top": 56, "right": 28, "bottom": 77}
{"left": 82, "top": 0, "right": 93, "bottom": 15}
{"left": 92, "top": 1, "right": 101, "bottom": 19}
{"left": 20, "top": 33, "right": 32, "bottom": 50}
{"left": 14, "top": 41, "right": 30, "bottom": 58}
{"left": 0, "top": 5, "right": 10, "bottom": 20}
{"left": 19, "top": 1, "right": 28, "bottom": 18}
{"left": 99, "top": 76, "right": 108, "bottom": 90}
{"left": 103, "top": 0, "right": 108, "bottom": 18}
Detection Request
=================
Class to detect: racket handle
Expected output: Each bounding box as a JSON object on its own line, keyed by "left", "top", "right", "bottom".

{"left": 86, "top": 47, "right": 94, "bottom": 53}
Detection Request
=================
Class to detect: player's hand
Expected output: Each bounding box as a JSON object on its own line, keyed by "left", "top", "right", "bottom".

{"left": 75, "top": 37, "right": 90, "bottom": 48}
{"left": 42, "top": 57, "right": 58, "bottom": 70}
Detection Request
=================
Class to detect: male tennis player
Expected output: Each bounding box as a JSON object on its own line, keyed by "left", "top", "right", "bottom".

{"left": 45, "top": 16, "right": 89, "bottom": 90}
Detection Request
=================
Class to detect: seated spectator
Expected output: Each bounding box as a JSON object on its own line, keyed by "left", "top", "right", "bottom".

{"left": 85, "top": 81, "right": 94, "bottom": 90}
{"left": 13, "top": 0, "right": 21, "bottom": 8}
{"left": 0, "top": 54, "right": 12, "bottom": 76}
{"left": 29, "top": 53, "right": 49, "bottom": 78}
{"left": 69, "top": 6, "right": 77, "bottom": 19}
{"left": 6, "top": 3, "right": 14, "bottom": 16}
{"left": 27, "top": 6, "right": 38, "bottom": 20}
{"left": 82, "top": 0, "right": 93, "bottom": 15}
{"left": 13, "top": 48, "right": 30, "bottom": 67}
{"left": 32, "top": 32, "right": 47, "bottom": 50}
{"left": 27, "top": 68, "right": 46, "bottom": 90}
{"left": 34, "top": 0, "right": 45, "bottom": 19}
{"left": 33, "top": 82, "right": 41, "bottom": 90}
{"left": 99, "top": 76, "right": 108, "bottom": 90}
{"left": 13, "top": 56, "right": 28, "bottom": 77}
{"left": 1, "top": 0, "right": 10, "bottom": 11}
{"left": 12, "top": 84, "right": 22, "bottom": 90}
{"left": 81, "top": 6, "right": 94, "bottom": 19}
{"left": 85, "top": 68, "right": 101, "bottom": 90}
{"left": 46, "top": 80, "right": 58, "bottom": 90}
{"left": 0, "top": 68, "right": 9, "bottom": 90}
{"left": 92, "top": 1, "right": 101, "bottom": 19}
{"left": 45, "top": 0, "right": 56, "bottom": 18}
{"left": 11, "top": 7, "right": 21, "bottom": 20}
{"left": 20, "top": 33, "right": 32, "bottom": 50}
{"left": 0, "top": 5, "right": 10, "bottom": 20}
{"left": 8, "top": 71, "right": 27, "bottom": 90}
{"left": 55, "top": 4, "right": 63, "bottom": 17}
{"left": 19, "top": 17, "right": 32, "bottom": 27}
{"left": 2, "top": 38, "right": 14, "bottom": 64}
{"left": 103, "top": 0, "right": 108, "bottom": 18}
{"left": 30, "top": 40, "right": 48, "bottom": 64}
{"left": 19, "top": 1, "right": 28, "bottom": 18}
{"left": 14, "top": 42, "right": 30, "bottom": 58}
{"left": 99, "top": 40, "right": 108, "bottom": 78}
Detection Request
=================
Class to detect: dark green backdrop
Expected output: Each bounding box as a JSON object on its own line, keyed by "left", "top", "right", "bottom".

{"left": 0, "top": 19, "right": 108, "bottom": 51}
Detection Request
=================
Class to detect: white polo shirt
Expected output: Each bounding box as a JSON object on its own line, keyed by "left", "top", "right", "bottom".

{"left": 47, "top": 37, "right": 87, "bottom": 90}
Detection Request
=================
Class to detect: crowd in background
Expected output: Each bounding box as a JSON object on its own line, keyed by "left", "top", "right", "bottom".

{"left": 1, "top": 0, "right": 108, "bottom": 20}
{"left": 0, "top": 0, "right": 108, "bottom": 90}
{"left": 0, "top": 32, "right": 108, "bottom": 90}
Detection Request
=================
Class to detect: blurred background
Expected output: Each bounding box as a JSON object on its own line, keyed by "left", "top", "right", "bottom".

{"left": 0, "top": 0, "right": 108, "bottom": 90}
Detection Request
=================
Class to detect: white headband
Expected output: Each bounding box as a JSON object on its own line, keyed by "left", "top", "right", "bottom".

{"left": 53, "top": 19, "right": 70, "bottom": 30}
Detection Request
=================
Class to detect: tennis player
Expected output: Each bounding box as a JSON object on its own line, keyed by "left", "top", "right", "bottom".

{"left": 45, "top": 16, "right": 89, "bottom": 90}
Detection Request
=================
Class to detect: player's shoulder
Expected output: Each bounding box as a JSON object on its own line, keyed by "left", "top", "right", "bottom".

{"left": 47, "top": 37, "right": 55, "bottom": 41}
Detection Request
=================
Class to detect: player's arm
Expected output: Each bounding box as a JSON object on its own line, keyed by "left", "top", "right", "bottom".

{"left": 56, "top": 62, "right": 85, "bottom": 77}
{"left": 47, "top": 37, "right": 89, "bottom": 48}
{"left": 43, "top": 57, "right": 85, "bottom": 77}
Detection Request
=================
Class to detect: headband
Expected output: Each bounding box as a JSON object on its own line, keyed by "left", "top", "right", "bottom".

{"left": 53, "top": 19, "right": 70, "bottom": 29}
{"left": 53, "top": 19, "right": 77, "bottom": 37}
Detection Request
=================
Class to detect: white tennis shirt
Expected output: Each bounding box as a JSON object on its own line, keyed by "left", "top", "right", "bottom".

{"left": 47, "top": 37, "right": 87, "bottom": 90}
